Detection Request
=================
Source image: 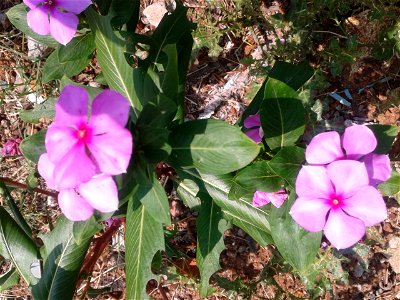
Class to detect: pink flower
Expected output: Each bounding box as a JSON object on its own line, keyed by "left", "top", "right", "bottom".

{"left": 290, "top": 160, "right": 387, "bottom": 249}
{"left": 305, "top": 125, "right": 391, "bottom": 186}
{"left": 23, "top": 0, "right": 92, "bottom": 45}
{"left": 243, "top": 114, "right": 263, "bottom": 143}
{"left": 2, "top": 138, "right": 22, "bottom": 156}
{"left": 38, "top": 85, "right": 132, "bottom": 220}
{"left": 252, "top": 190, "right": 288, "bottom": 208}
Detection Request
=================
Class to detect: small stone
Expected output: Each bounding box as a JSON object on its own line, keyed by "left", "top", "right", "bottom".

{"left": 143, "top": 2, "right": 169, "bottom": 27}
{"left": 27, "top": 38, "right": 48, "bottom": 59}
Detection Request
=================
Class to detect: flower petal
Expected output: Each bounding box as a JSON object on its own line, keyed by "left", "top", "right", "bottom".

{"left": 324, "top": 208, "right": 365, "bottom": 249}
{"left": 87, "top": 125, "right": 132, "bottom": 175}
{"left": 56, "top": 0, "right": 92, "bottom": 14}
{"left": 252, "top": 191, "right": 271, "bottom": 207}
{"left": 289, "top": 197, "right": 331, "bottom": 232}
{"left": 342, "top": 186, "right": 387, "bottom": 226}
{"left": 363, "top": 153, "right": 392, "bottom": 186}
{"left": 244, "top": 114, "right": 261, "bottom": 128}
{"left": 305, "top": 131, "right": 343, "bottom": 164}
{"left": 245, "top": 128, "right": 262, "bottom": 143}
{"left": 37, "top": 153, "right": 57, "bottom": 189}
{"left": 295, "top": 165, "right": 334, "bottom": 199}
{"left": 55, "top": 85, "right": 89, "bottom": 126}
{"left": 45, "top": 124, "right": 78, "bottom": 163}
{"left": 78, "top": 174, "right": 119, "bottom": 213}
{"left": 27, "top": 6, "right": 50, "bottom": 35}
{"left": 58, "top": 189, "right": 94, "bottom": 221}
{"left": 342, "top": 125, "right": 377, "bottom": 158}
{"left": 49, "top": 9, "right": 78, "bottom": 45}
{"left": 327, "top": 160, "right": 369, "bottom": 198}
{"left": 90, "top": 90, "right": 131, "bottom": 129}
{"left": 269, "top": 190, "right": 288, "bottom": 208}
{"left": 53, "top": 143, "right": 96, "bottom": 188}
{"left": 23, "top": 0, "right": 43, "bottom": 9}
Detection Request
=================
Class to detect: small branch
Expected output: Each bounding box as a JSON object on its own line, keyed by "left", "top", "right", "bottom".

{"left": 0, "top": 177, "right": 58, "bottom": 198}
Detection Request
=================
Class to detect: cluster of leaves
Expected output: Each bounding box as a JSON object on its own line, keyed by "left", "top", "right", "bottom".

{"left": 2, "top": 1, "right": 400, "bottom": 299}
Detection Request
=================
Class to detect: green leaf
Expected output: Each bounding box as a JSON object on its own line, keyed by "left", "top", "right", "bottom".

{"left": 268, "top": 146, "right": 305, "bottom": 188}
{"left": 178, "top": 169, "right": 273, "bottom": 246}
{"left": 229, "top": 161, "right": 285, "bottom": 201}
{"left": 379, "top": 171, "right": 400, "bottom": 197}
{"left": 169, "top": 119, "right": 260, "bottom": 175}
{"left": 367, "top": 124, "right": 398, "bottom": 154}
{"left": 111, "top": 0, "right": 140, "bottom": 29}
{"left": 20, "top": 130, "right": 46, "bottom": 163}
{"left": 0, "top": 268, "right": 20, "bottom": 292}
{"left": 136, "top": 125, "right": 171, "bottom": 163}
{"left": 58, "top": 33, "right": 95, "bottom": 63}
{"left": 269, "top": 61, "right": 314, "bottom": 91}
{"left": 86, "top": 7, "right": 142, "bottom": 120}
{"left": 270, "top": 192, "right": 322, "bottom": 272}
{"left": 31, "top": 217, "right": 92, "bottom": 300}
{"left": 260, "top": 78, "right": 305, "bottom": 150}
{"left": 176, "top": 178, "right": 201, "bottom": 209}
{"left": 197, "top": 195, "right": 231, "bottom": 296}
{"left": 0, "top": 207, "right": 38, "bottom": 286}
{"left": 60, "top": 76, "right": 102, "bottom": 99}
{"left": 6, "top": 4, "right": 58, "bottom": 48}
{"left": 42, "top": 49, "right": 91, "bottom": 82}
{"left": 20, "top": 98, "right": 55, "bottom": 123}
{"left": 125, "top": 200, "right": 165, "bottom": 300}
{"left": 73, "top": 216, "right": 102, "bottom": 246}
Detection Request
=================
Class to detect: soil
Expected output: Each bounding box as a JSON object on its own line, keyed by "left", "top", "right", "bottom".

{"left": 0, "top": 0, "right": 399, "bottom": 299}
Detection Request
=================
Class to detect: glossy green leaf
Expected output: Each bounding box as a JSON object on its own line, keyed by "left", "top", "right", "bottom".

{"left": 260, "top": 78, "right": 305, "bottom": 150}
{"left": 0, "top": 268, "right": 20, "bottom": 292}
{"left": 268, "top": 146, "right": 305, "bottom": 188}
{"left": 86, "top": 8, "right": 142, "bottom": 120}
{"left": 42, "top": 49, "right": 91, "bottom": 82}
{"left": 6, "top": 4, "right": 58, "bottom": 48}
{"left": 367, "top": 124, "right": 398, "bottom": 154}
{"left": 125, "top": 200, "right": 164, "bottom": 300}
{"left": 176, "top": 178, "right": 201, "bottom": 209}
{"left": 379, "top": 171, "right": 400, "bottom": 197}
{"left": 111, "top": 0, "right": 140, "bottom": 29}
{"left": 136, "top": 125, "right": 171, "bottom": 163}
{"left": 19, "top": 98, "right": 55, "bottom": 123}
{"left": 197, "top": 195, "right": 231, "bottom": 296}
{"left": 20, "top": 130, "right": 46, "bottom": 163}
{"left": 270, "top": 192, "right": 322, "bottom": 272}
{"left": 58, "top": 33, "right": 95, "bottom": 63}
{"left": 169, "top": 119, "right": 260, "bottom": 175}
{"left": 73, "top": 216, "right": 102, "bottom": 246}
{"left": 31, "top": 217, "right": 92, "bottom": 299}
{"left": 0, "top": 207, "right": 38, "bottom": 286}
{"left": 269, "top": 61, "right": 314, "bottom": 91}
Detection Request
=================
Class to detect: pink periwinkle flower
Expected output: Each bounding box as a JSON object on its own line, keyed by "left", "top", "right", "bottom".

{"left": 23, "top": 0, "right": 92, "bottom": 45}
{"left": 243, "top": 114, "right": 263, "bottom": 143}
{"left": 38, "top": 85, "right": 133, "bottom": 221}
{"left": 252, "top": 190, "right": 288, "bottom": 208}
{"left": 306, "top": 124, "right": 391, "bottom": 186}
{"left": 2, "top": 138, "right": 22, "bottom": 156}
{"left": 290, "top": 160, "right": 387, "bottom": 249}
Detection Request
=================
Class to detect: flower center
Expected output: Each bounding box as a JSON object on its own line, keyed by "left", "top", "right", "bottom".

{"left": 45, "top": 0, "right": 53, "bottom": 5}
{"left": 332, "top": 199, "right": 340, "bottom": 206}
{"left": 77, "top": 129, "right": 87, "bottom": 139}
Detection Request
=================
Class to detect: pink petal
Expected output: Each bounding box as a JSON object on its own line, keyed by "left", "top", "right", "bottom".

{"left": 37, "top": 153, "right": 57, "bottom": 189}
{"left": 252, "top": 191, "right": 271, "bottom": 207}
{"left": 53, "top": 143, "right": 96, "bottom": 188}
{"left": 55, "top": 85, "right": 89, "bottom": 126}
{"left": 56, "top": 0, "right": 92, "bottom": 14}
{"left": 49, "top": 9, "right": 78, "bottom": 45}
{"left": 342, "top": 125, "right": 377, "bottom": 158}
{"left": 77, "top": 174, "right": 119, "bottom": 213}
{"left": 289, "top": 197, "right": 331, "bottom": 232}
{"left": 327, "top": 160, "right": 369, "bottom": 198}
{"left": 295, "top": 165, "right": 334, "bottom": 199}
{"left": 90, "top": 90, "right": 131, "bottom": 129}
{"left": 244, "top": 114, "right": 261, "bottom": 128}
{"left": 342, "top": 186, "right": 387, "bottom": 226}
{"left": 269, "top": 190, "right": 288, "bottom": 208}
{"left": 45, "top": 124, "right": 78, "bottom": 163}
{"left": 245, "top": 128, "right": 262, "bottom": 143}
{"left": 363, "top": 153, "right": 392, "bottom": 186}
{"left": 23, "top": 0, "right": 42, "bottom": 9}
{"left": 87, "top": 125, "right": 133, "bottom": 175}
{"left": 27, "top": 6, "right": 50, "bottom": 35}
{"left": 305, "top": 131, "right": 344, "bottom": 164}
{"left": 58, "top": 189, "right": 94, "bottom": 221}
{"left": 324, "top": 208, "right": 365, "bottom": 249}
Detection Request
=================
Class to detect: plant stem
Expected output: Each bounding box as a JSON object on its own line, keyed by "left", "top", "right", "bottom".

{"left": 0, "top": 177, "right": 58, "bottom": 198}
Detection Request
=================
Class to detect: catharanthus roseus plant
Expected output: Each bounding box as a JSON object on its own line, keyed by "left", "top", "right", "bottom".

{"left": 243, "top": 114, "right": 263, "bottom": 143}
{"left": 252, "top": 189, "right": 288, "bottom": 208}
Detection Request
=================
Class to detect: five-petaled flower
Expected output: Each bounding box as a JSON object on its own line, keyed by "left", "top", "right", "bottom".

{"left": 243, "top": 114, "right": 263, "bottom": 143}
{"left": 23, "top": 0, "right": 92, "bottom": 45}
{"left": 38, "top": 85, "right": 133, "bottom": 221}
{"left": 290, "top": 160, "right": 387, "bottom": 249}
{"left": 252, "top": 190, "right": 288, "bottom": 208}
{"left": 305, "top": 124, "right": 391, "bottom": 186}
